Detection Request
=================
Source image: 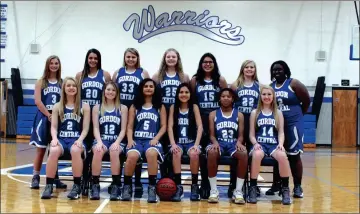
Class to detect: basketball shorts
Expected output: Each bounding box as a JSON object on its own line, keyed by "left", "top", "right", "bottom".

{"left": 249, "top": 143, "right": 278, "bottom": 157}
{"left": 92, "top": 140, "right": 126, "bottom": 153}
{"left": 206, "top": 141, "right": 237, "bottom": 157}
{"left": 171, "top": 142, "right": 202, "bottom": 156}
{"left": 126, "top": 139, "right": 164, "bottom": 164}
{"left": 58, "top": 137, "right": 87, "bottom": 159}
{"left": 29, "top": 110, "right": 51, "bottom": 148}
{"left": 284, "top": 121, "right": 304, "bottom": 155}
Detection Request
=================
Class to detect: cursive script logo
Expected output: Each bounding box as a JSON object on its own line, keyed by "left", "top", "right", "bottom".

{"left": 123, "top": 5, "right": 245, "bottom": 46}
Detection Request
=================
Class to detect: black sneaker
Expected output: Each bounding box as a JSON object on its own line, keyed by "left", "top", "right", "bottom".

{"left": 293, "top": 185, "right": 304, "bottom": 198}
{"left": 90, "top": 184, "right": 100, "bottom": 200}
{"left": 41, "top": 184, "right": 53, "bottom": 199}
{"left": 281, "top": 187, "right": 292, "bottom": 205}
{"left": 107, "top": 182, "right": 115, "bottom": 194}
{"left": 227, "top": 184, "right": 235, "bottom": 198}
{"left": 134, "top": 183, "right": 143, "bottom": 198}
{"left": 67, "top": 184, "right": 81, "bottom": 200}
{"left": 190, "top": 184, "right": 200, "bottom": 201}
{"left": 81, "top": 180, "right": 89, "bottom": 196}
{"left": 171, "top": 185, "right": 183, "bottom": 202}
{"left": 121, "top": 185, "right": 132, "bottom": 201}
{"left": 30, "top": 175, "right": 40, "bottom": 189}
{"left": 54, "top": 179, "right": 67, "bottom": 189}
{"left": 247, "top": 186, "right": 257, "bottom": 204}
{"left": 265, "top": 183, "right": 280, "bottom": 195}
{"left": 110, "top": 185, "right": 121, "bottom": 201}
{"left": 147, "top": 185, "right": 158, "bottom": 203}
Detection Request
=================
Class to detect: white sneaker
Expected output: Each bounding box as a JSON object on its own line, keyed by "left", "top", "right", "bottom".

{"left": 232, "top": 189, "right": 245, "bottom": 204}
{"left": 208, "top": 189, "right": 219, "bottom": 203}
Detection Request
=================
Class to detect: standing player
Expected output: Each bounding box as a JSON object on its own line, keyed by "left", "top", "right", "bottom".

{"left": 190, "top": 53, "right": 227, "bottom": 199}
{"left": 121, "top": 78, "right": 167, "bottom": 203}
{"left": 268, "top": 60, "right": 310, "bottom": 198}
{"left": 41, "top": 77, "right": 90, "bottom": 200}
{"left": 206, "top": 88, "right": 248, "bottom": 204}
{"left": 152, "top": 48, "right": 190, "bottom": 177}
{"left": 230, "top": 60, "right": 260, "bottom": 197}
{"left": 248, "top": 85, "right": 291, "bottom": 205}
{"left": 90, "top": 82, "right": 128, "bottom": 201}
{"left": 29, "top": 55, "right": 66, "bottom": 189}
{"left": 167, "top": 83, "right": 203, "bottom": 201}
{"left": 75, "top": 48, "right": 111, "bottom": 195}
{"left": 112, "top": 48, "right": 150, "bottom": 196}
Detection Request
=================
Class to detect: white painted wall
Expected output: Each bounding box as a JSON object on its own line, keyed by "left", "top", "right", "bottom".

{"left": 1, "top": 1, "right": 359, "bottom": 86}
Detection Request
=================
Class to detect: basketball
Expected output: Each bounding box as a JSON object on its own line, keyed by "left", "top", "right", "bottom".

{"left": 156, "top": 178, "right": 177, "bottom": 201}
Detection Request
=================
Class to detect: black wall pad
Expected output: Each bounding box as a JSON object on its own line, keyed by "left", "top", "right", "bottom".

{"left": 311, "top": 76, "right": 326, "bottom": 127}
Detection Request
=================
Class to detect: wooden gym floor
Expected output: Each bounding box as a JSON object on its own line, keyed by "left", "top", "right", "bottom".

{"left": 1, "top": 138, "right": 359, "bottom": 213}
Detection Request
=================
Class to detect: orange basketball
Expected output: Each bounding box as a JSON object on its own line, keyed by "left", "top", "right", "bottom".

{"left": 155, "top": 178, "right": 177, "bottom": 201}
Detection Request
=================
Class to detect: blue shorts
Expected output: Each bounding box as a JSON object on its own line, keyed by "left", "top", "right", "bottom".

{"left": 29, "top": 111, "right": 50, "bottom": 148}
{"left": 206, "top": 141, "right": 237, "bottom": 157}
{"left": 171, "top": 142, "right": 202, "bottom": 156}
{"left": 92, "top": 140, "right": 125, "bottom": 153}
{"left": 126, "top": 139, "right": 164, "bottom": 163}
{"left": 249, "top": 143, "right": 277, "bottom": 157}
{"left": 58, "top": 138, "right": 87, "bottom": 159}
{"left": 284, "top": 122, "right": 304, "bottom": 155}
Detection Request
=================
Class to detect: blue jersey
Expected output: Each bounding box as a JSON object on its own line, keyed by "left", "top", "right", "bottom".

{"left": 195, "top": 80, "right": 220, "bottom": 115}
{"left": 235, "top": 81, "right": 260, "bottom": 115}
{"left": 214, "top": 108, "right": 239, "bottom": 143}
{"left": 177, "top": 109, "right": 194, "bottom": 144}
{"left": 81, "top": 69, "right": 105, "bottom": 108}
{"left": 99, "top": 106, "right": 122, "bottom": 142}
{"left": 41, "top": 80, "right": 61, "bottom": 111}
{"left": 255, "top": 111, "right": 278, "bottom": 145}
{"left": 271, "top": 78, "right": 303, "bottom": 125}
{"left": 58, "top": 106, "right": 83, "bottom": 141}
{"left": 115, "top": 67, "right": 144, "bottom": 108}
{"left": 134, "top": 106, "right": 160, "bottom": 140}
{"left": 160, "top": 73, "right": 181, "bottom": 109}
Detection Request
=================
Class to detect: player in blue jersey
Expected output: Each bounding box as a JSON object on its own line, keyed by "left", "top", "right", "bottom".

{"left": 229, "top": 60, "right": 260, "bottom": 197}
{"left": 268, "top": 60, "right": 310, "bottom": 198}
{"left": 121, "top": 78, "right": 167, "bottom": 203}
{"left": 153, "top": 48, "right": 190, "bottom": 178}
{"left": 206, "top": 88, "right": 248, "bottom": 204}
{"left": 248, "top": 85, "right": 292, "bottom": 205}
{"left": 190, "top": 53, "right": 227, "bottom": 199}
{"left": 75, "top": 48, "right": 111, "bottom": 196}
{"left": 29, "top": 55, "right": 67, "bottom": 190}
{"left": 41, "top": 77, "right": 90, "bottom": 200}
{"left": 89, "top": 81, "right": 128, "bottom": 200}
{"left": 112, "top": 48, "right": 150, "bottom": 196}
{"left": 167, "top": 83, "right": 203, "bottom": 202}
{"left": 112, "top": 48, "right": 150, "bottom": 108}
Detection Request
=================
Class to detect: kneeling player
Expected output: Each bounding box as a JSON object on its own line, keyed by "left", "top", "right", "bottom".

{"left": 168, "top": 83, "right": 203, "bottom": 201}
{"left": 121, "top": 78, "right": 167, "bottom": 203}
{"left": 206, "top": 88, "right": 248, "bottom": 204}
{"left": 90, "top": 82, "right": 128, "bottom": 200}
{"left": 248, "top": 85, "right": 291, "bottom": 205}
{"left": 41, "top": 77, "right": 90, "bottom": 200}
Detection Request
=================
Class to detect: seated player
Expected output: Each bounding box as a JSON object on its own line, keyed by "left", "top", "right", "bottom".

{"left": 206, "top": 88, "right": 248, "bottom": 204}
{"left": 168, "top": 83, "right": 203, "bottom": 201}
{"left": 41, "top": 77, "right": 90, "bottom": 200}
{"left": 248, "top": 85, "right": 291, "bottom": 205}
{"left": 90, "top": 81, "right": 128, "bottom": 200}
{"left": 121, "top": 78, "right": 167, "bottom": 203}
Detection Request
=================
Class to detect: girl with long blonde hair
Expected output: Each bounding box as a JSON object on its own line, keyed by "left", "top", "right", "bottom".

{"left": 248, "top": 85, "right": 291, "bottom": 205}
{"left": 41, "top": 77, "right": 90, "bottom": 200}
{"left": 90, "top": 81, "right": 128, "bottom": 201}
{"left": 29, "top": 55, "right": 66, "bottom": 190}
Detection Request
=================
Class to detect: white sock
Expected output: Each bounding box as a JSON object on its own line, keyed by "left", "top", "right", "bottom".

{"left": 208, "top": 177, "right": 217, "bottom": 191}
{"left": 236, "top": 178, "right": 244, "bottom": 191}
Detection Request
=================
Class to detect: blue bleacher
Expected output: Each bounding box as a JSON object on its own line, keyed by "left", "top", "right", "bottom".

{"left": 16, "top": 106, "right": 37, "bottom": 135}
